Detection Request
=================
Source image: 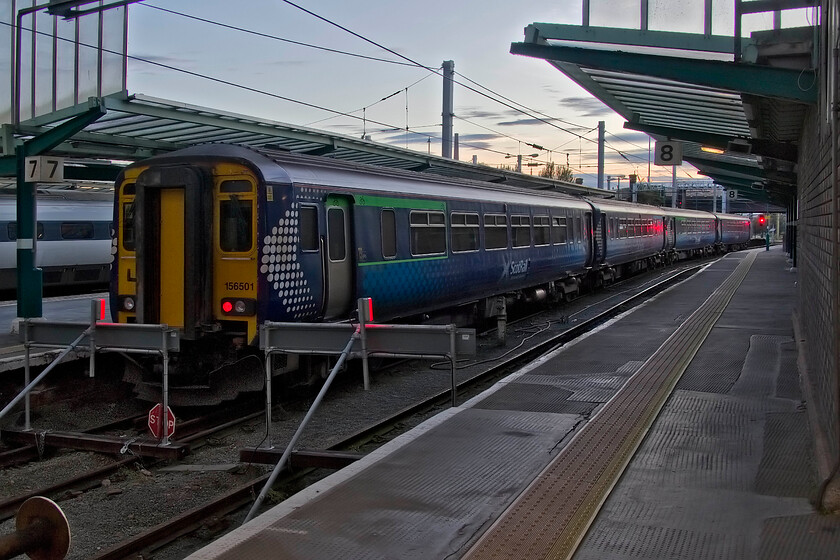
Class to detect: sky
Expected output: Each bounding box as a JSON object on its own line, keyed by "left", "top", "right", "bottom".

{"left": 121, "top": 0, "right": 811, "bottom": 188}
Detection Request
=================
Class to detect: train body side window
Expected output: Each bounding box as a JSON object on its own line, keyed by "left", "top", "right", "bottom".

{"left": 484, "top": 213, "right": 508, "bottom": 250}
{"left": 574, "top": 216, "right": 582, "bottom": 243}
{"left": 512, "top": 215, "right": 531, "bottom": 247}
{"left": 220, "top": 196, "right": 253, "bottom": 252}
{"left": 533, "top": 215, "right": 550, "bottom": 246}
{"left": 450, "top": 212, "right": 479, "bottom": 253}
{"left": 551, "top": 216, "right": 567, "bottom": 244}
{"left": 61, "top": 222, "right": 94, "bottom": 240}
{"left": 381, "top": 209, "right": 397, "bottom": 258}
{"left": 410, "top": 210, "right": 446, "bottom": 256}
{"left": 299, "top": 205, "right": 319, "bottom": 252}
{"left": 7, "top": 222, "right": 44, "bottom": 241}
{"left": 327, "top": 208, "right": 346, "bottom": 261}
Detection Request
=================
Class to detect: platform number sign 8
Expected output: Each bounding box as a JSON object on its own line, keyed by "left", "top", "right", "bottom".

{"left": 654, "top": 141, "right": 683, "bottom": 166}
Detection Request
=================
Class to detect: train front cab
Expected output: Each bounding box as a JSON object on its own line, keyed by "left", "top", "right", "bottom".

{"left": 114, "top": 161, "right": 260, "bottom": 344}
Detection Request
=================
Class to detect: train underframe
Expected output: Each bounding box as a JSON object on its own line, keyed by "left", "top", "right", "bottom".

{"left": 125, "top": 244, "right": 741, "bottom": 406}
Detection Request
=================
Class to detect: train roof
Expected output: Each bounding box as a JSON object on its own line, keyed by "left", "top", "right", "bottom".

{"left": 714, "top": 212, "right": 751, "bottom": 222}
{"left": 584, "top": 197, "right": 674, "bottom": 216}
{"left": 129, "top": 144, "right": 595, "bottom": 211}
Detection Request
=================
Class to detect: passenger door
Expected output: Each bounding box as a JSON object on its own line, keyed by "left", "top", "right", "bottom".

{"left": 592, "top": 212, "right": 605, "bottom": 265}
{"left": 323, "top": 195, "right": 353, "bottom": 319}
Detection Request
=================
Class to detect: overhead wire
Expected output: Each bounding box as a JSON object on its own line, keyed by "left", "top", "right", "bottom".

{"left": 304, "top": 72, "right": 438, "bottom": 127}
{"left": 2, "top": 19, "right": 444, "bottom": 148}
{"left": 141, "top": 3, "right": 419, "bottom": 68}
{"left": 15, "top": 4, "right": 668, "bottom": 175}
{"left": 278, "top": 0, "right": 637, "bottom": 156}
{"left": 149, "top": 1, "right": 651, "bottom": 168}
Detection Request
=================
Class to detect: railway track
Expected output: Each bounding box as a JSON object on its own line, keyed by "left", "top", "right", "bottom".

{"left": 84, "top": 262, "right": 705, "bottom": 560}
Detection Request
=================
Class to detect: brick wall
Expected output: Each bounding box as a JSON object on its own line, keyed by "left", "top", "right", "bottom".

{"left": 797, "top": 101, "right": 839, "bottom": 470}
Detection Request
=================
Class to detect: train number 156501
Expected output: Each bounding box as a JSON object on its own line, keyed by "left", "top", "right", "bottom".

{"left": 225, "top": 281, "right": 254, "bottom": 291}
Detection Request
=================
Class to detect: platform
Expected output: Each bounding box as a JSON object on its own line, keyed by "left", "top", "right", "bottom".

{"left": 188, "top": 246, "right": 838, "bottom": 560}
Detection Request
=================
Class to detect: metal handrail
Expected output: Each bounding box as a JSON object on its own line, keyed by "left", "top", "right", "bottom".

{"left": 243, "top": 328, "right": 360, "bottom": 524}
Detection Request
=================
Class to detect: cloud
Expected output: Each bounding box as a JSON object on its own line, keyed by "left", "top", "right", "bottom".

{"left": 130, "top": 53, "right": 196, "bottom": 66}
{"left": 607, "top": 130, "right": 655, "bottom": 145}
{"left": 456, "top": 106, "right": 520, "bottom": 120}
{"left": 496, "top": 117, "right": 560, "bottom": 127}
{"left": 557, "top": 96, "right": 614, "bottom": 118}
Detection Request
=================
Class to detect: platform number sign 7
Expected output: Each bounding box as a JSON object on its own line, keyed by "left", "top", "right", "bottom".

{"left": 24, "top": 156, "right": 64, "bottom": 182}
{"left": 654, "top": 141, "right": 683, "bottom": 166}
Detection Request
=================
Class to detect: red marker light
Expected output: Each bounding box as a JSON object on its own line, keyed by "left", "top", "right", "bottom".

{"left": 222, "top": 301, "right": 233, "bottom": 313}
{"left": 100, "top": 299, "right": 106, "bottom": 321}
{"left": 367, "top": 298, "right": 374, "bottom": 322}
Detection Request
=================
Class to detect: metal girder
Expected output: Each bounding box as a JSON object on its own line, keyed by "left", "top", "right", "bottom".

{"left": 687, "top": 157, "right": 767, "bottom": 181}
{"left": 525, "top": 23, "right": 734, "bottom": 54}
{"left": 63, "top": 164, "right": 124, "bottom": 181}
{"left": 687, "top": 156, "right": 797, "bottom": 185}
{"left": 16, "top": 125, "right": 181, "bottom": 153}
{"left": 0, "top": 99, "right": 106, "bottom": 176}
{"left": 738, "top": 0, "right": 818, "bottom": 14}
{"left": 0, "top": 429, "right": 188, "bottom": 460}
{"left": 624, "top": 122, "right": 798, "bottom": 162}
{"left": 409, "top": 162, "right": 432, "bottom": 172}
{"left": 239, "top": 448, "right": 365, "bottom": 468}
{"left": 302, "top": 140, "right": 339, "bottom": 156}
{"left": 510, "top": 42, "right": 817, "bottom": 104}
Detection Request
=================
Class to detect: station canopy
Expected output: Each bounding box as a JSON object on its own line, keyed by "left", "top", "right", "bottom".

{"left": 1, "top": 92, "right": 604, "bottom": 198}
{"left": 510, "top": 15, "right": 817, "bottom": 213}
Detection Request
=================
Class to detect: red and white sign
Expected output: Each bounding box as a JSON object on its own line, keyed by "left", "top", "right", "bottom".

{"left": 148, "top": 404, "right": 175, "bottom": 439}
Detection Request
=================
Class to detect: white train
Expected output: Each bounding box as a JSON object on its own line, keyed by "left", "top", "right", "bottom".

{"left": 0, "top": 189, "right": 113, "bottom": 292}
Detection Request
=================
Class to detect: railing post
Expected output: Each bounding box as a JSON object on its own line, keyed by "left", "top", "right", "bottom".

{"left": 358, "top": 298, "right": 370, "bottom": 391}
{"left": 449, "top": 325, "right": 457, "bottom": 407}
{"left": 160, "top": 329, "right": 171, "bottom": 447}
{"left": 88, "top": 300, "right": 98, "bottom": 378}
{"left": 23, "top": 325, "right": 31, "bottom": 431}
{"left": 264, "top": 345, "right": 274, "bottom": 449}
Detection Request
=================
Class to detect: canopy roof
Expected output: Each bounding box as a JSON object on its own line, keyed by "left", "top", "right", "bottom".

{"left": 510, "top": 18, "right": 817, "bottom": 212}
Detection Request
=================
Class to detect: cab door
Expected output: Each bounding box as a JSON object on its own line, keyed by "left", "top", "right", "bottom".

{"left": 134, "top": 165, "right": 212, "bottom": 339}
{"left": 323, "top": 195, "right": 353, "bottom": 319}
{"left": 158, "top": 188, "right": 186, "bottom": 328}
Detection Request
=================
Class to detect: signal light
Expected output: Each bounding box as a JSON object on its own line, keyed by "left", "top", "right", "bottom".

{"left": 758, "top": 215, "right": 766, "bottom": 226}
{"left": 220, "top": 298, "right": 256, "bottom": 316}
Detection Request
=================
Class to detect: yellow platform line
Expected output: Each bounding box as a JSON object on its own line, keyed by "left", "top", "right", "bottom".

{"left": 464, "top": 251, "right": 758, "bottom": 560}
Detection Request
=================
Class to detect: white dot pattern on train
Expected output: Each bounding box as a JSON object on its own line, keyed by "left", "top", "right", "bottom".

{"left": 260, "top": 203, "right": 316, "bottom": 318}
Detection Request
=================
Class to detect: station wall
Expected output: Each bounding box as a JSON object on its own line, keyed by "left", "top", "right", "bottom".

{"left": 796, "top": 20, "right": 839, "bottom": 488}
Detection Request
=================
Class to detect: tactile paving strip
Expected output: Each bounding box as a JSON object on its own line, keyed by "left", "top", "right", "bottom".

{"left": 463, "top": 252, "right": 758, "bottom": 560}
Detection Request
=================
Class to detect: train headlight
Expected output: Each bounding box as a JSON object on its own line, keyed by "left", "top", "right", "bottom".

{"left": 220, "top": 298, "right": 256, "bottom": 316}
{"left": 121, "top": 296, "right": 135, "bottom": 312}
